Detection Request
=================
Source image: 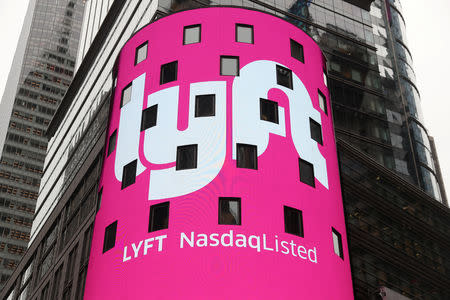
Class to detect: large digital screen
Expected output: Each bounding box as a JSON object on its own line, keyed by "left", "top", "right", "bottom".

{"left": 84, "top": 7, "right": 354, "bottom": 299}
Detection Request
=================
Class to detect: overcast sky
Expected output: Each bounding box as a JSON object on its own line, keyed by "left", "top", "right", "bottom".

{"left": 0, "top": 1, "right": 449, "bottom": 199}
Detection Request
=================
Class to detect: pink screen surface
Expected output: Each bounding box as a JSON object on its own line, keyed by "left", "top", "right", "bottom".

{"left": 84, "top": 7, "right": 354, "bottom": 299}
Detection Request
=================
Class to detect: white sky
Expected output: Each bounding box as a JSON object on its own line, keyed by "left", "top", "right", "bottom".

{"left": 0, "top": 1, "right": 449, "bottom": 199}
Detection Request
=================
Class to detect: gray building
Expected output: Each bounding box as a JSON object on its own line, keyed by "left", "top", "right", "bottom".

{"left": 0, "top": 0, "right": 85, "bottom": 290}
{"left": 1, "top": 0, "right": 449, "bottom": 299}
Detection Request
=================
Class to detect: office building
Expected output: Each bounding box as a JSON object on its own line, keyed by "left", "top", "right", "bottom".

{"left": 1, "top": 0, "right": 449, "bottom": 299}
{"left": 0, "top": 0, "right": 85, "bottom": 290}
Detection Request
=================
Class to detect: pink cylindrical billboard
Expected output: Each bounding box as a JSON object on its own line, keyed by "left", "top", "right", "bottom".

{"left": 84, "top": 7, "right": 353, "bottom": 299}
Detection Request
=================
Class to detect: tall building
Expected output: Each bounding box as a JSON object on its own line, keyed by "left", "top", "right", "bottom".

{"left": 1, "top": 0, "right": 449, "bottom": 299}
{"left": 0, "top": 0, "right": 85, "bottom": 290}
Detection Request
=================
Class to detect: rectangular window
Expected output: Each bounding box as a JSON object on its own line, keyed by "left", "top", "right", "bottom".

{"left": 236, "top": 144, "right": 257, "bottom": 170}
{"left": 141, "top": 104, "right": 158, "bottom": 131}
{"left": 41, "top": 283, "right": 49, "bottom": 300}
{"left": 236, "top": 24, "right": 254, "bottom": 44}
{"left": 97, "top": 188, "right": 102, "bottom": 213}
{"left": 219, "top": 198, "right": 241, "bottom": 225}
{"left": 160, "top": 61, "right": 178, "bottom": 84}
{"left": 220, "top": 56, "right": 239, "bottom": 76}
{"left": 121, "top": 160, "right": 137, "bottom": 189}
{"left": 284, "top": 206, "right": 303, "bottom": 237}
{"left": 290, "top": 39, "right": 304, "bottom": 63}
{"left": 332, "top": 228, "right": 344, "bottom": 259}
{"left": 310, "top": 118, "right": 323, "bottom": 145}
{"left": 299, "top": 158, "right": 315, "bottom": 187}
{"left": 103, "top": 221, "right": 117, "bottom": 253}
{"left": 183, "top": 24, "right": 201, "bottom": 45}
{"left": 135, "top": 41, "right": 148, "bottom": 65}
{"left": 176, "top": 145, "right": 198, "bottom": 170}
{"left": 260, "top": 98, "right": 279, "bottom": 123}
{"left": 107, "top": 130, "right": 117, "bottom": 156}
{"left": 149, "top": 202, "right": 170, "bottom": 232}
{"left": 51, "top": 265, "right": 63, "bottom": 300}
{"left": 121, "top": 83, "right": 132, "bottom": 107}
{"left": 318, "top": 90, "right": 327, "bottom": 115}
{"left": 195, "top": 94, "right": 215, "bottom": 117}
{"left": 276, "top": 65, "right": 293, "bottom": 89}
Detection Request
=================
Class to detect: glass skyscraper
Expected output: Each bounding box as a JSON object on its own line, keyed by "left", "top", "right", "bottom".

{"left": 0, "top": 0, "right": 85, "bottom": 291}
{"left": 1, "top": 1, "right": 449, "bottom": 299}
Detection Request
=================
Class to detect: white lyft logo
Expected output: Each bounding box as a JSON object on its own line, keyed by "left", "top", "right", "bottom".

{"left": 114, "top": 60, "right": 328, "bottom": 200}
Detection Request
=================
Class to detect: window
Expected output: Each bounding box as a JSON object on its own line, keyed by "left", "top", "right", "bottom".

{"left": 183, "top": 24, "right": 201, "bottom": 45}
{"left": 318, "top": 90, "right": 327, "bottom": 115}
{"left": 310, "top": 118, "right": 323, "bottom": 145}
{"left": 284, "top": 206, "right": 303, "bottom": 237}
{"left": 107, "top": 130, "right": 117, "bottom": 156}
{"left": 148, "top": 202, "right": 169, "bottom": 232}
{"left": 51, "top": 265, "right": 63, "bottom": 300}
{"left": 332, "top": 228, "right": 344, "bottom": 259}
{"left": 121, "top": 83, "right": 132, "bottom": 107}
{"left": 141, "top": 105, "right": 157, "bottom": 131}
{"left": 121, "top": 160, "right": 137, "bottom": 189}
{"left": 160, "top": 61, "right": 178, "bottom": 84}
{"left": 176, "top": 145, "right": 197, "bottom": 170}
{"left": 195, "top": 94, "right": 215, "bottom": 117}
{"left": 299, "top": 158, "right": 315, "bottom": 187}
{"left": 135, "top": 41, "right": 148, "bottom": 65}
{"left": 97, "top": 188, "right": 102, "bottom": 213}
{"left": 236, "top": 144, "right": 257, "bottom": 170}
{"left": 236, "top": 24, "right": 253, "bottom": 43}
{"left": 290, "top": 39, "right": 304, "bottom": 63}
{"left": 65, "top": 244, "right": 78, "bottom": 284}
{"left": 260, "top": 98, "right": 278, "bottom": 123}
{"left": 103, "top": 221, "right": 117, "bottom": 253}
{"left": 219, "top": 198, "right": 241, "bottom": 225}
{"left": 276, "top": 65, "right": 293, "bottom": 89}
{"left": 41, "top": 283, "right": 49, "bottom": 300}
{"left": 220, "top": 56, "right": 239, "bottom": 76}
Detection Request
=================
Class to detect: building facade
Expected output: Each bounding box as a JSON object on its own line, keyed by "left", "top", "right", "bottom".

{"left": 0, "top": 0, "right": 449, "bottom": 299}
{"left": 0, "top": 0, "right": 85, "bottom": 290}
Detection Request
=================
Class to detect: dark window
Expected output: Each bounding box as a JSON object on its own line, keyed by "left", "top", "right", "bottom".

{"left": 41, "top": 283, "right": 49, "bottom": 300}
{"left": 149, "top": 202, "right": 170, "bottom": 232}
{"left": 310, "top": 118, "right": 323, "bottom": 145}
{"left": 121, "top": 83, "right": 132, "bottom": 107}
{"left": 290, "top": 39, "right": 304, "bottom": 63}
{"left": 51, "top": 265, "right": 63, "bottom": 299}
{"left": 260, "top": 98, "right": 279, "bottom": 123}
{"left": 107, "top": 130, "right": 117, "bottom": 156}
{"left": 220, "top": 56, "right": 239, "bottom": 76}
{"left": 141, "top": 105, "right": 158, "bottom": 131}
{"left": 103, "top": 221, "right": 117, "bottom": 253}
{"left": 236, "top": 144, "right": 257, "bottom": 170}
{"left": 176, "top": 145, "right": 197, "bottom": 170}
{"left": 318, "top": 89, "right": 327, "bottom": 115}
{"left": 121, "top": 160, "right": 137, "bottom": 189}
{"left": 299, "top": 158, "right": 315, "bottom": 187}
{"left": 284, "top": 206, "right": 303, "bottom": 237}
{"left": 183, "top": 24, "right": 201, "bottom": 45}
{"left": 97, "top": 188, "right": 102, "bottom": 213}
{"left": 76, "top": 268, "right": 87, "bottom": 300}
{"left": 332, "top": 228, "right": 344, "bottom": 259}
{"left": 195, "top": 94, "right": 215, "bottom": 117}
{"left": 236, "top": 24, "right": 254, "bottom": 43}
{"left": 219, "top": 198, "right": 241, "bottom": 225}
{"left": 276, "top": 65, "right": 293, "bottom": 89}
{"left": 160, "top": 61, "right": 178, "bottom": 84}
{"left": 135, "top": 41, "right": 148, "bottom": 65}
